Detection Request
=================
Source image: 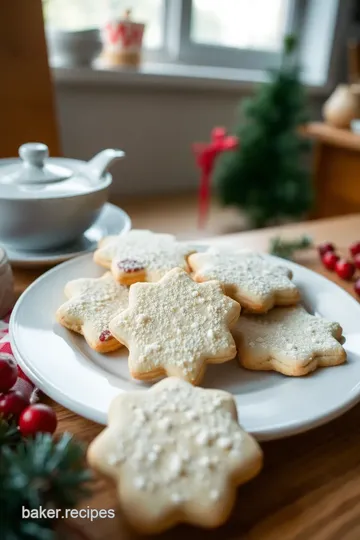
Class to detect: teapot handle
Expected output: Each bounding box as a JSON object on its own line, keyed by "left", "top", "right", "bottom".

{"left": 86, "top": 149, "right": 125, "bottom": 179}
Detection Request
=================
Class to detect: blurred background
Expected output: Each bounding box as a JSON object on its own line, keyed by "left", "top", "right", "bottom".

{"left": 1, "top": 0, "right": 359, "bottom": 238}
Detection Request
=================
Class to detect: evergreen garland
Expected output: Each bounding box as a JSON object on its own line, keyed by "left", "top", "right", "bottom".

{"left": 215, "top": 35, "right": 313, "bottom": 228}
{"left": 269, "top": 234, "right": 312, "bottom": 260}
{"left": 0, "top": 421, "right": 91, "bottom": 540}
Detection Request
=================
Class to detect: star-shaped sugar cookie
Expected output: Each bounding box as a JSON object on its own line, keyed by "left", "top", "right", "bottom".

{"left": 109, "top": 268, "right": 240, "bottom": 384}
{"left": 233, "top": 305, "right": 346, "bottom": 376}
{"left": 87, "top": 377, "right": 263, "bottom": 534}
{"left": 94, "top": 229, "right": 194, "bottom": 285}
{"left": 189, "top": 248, "right": 300, "bottom": 313}
{"left": 56, "top": 272, "right": 129, "bottom": 353}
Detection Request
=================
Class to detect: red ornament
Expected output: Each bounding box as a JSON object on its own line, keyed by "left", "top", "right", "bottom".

{"left": 19, "top": 404, "right": 57, "bottom": 436}
{"left": 322, "top": 251, "right": 339, "bottom": 270}
{"left": 317, "top": 242, "right": 335, "bottom": 257}
{"left": 350, "top": 241, "right": 360, "bottom": 257}
{"left": 354, "top": 278, "right": 360, "bottom": 297}
{"left": 354, "top": 253, "right": 360, "bottom": 269}
{"left": 0, "top": 356, "right": 18, "bottom": 392}
{"left": 0, "top": 390, "right": 29, "bottom": 419}
{"left": 335, "top": 259, "right": 355, "bottom": 281}
{"left": 193, "top": 127, "right": 238, "bottom": 228}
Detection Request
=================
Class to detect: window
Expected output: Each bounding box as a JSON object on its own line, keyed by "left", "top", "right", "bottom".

{"left": 43, "top": 0, "right": 164, "bottom": 49}
{"left": 44, "top": 0, "right": 342, "bottom": 87}
{"left": 44, "top": 0, "right": 296, "bottom": 70}
{"left": 191, "top": 0, "right": 289, "bottom": 51}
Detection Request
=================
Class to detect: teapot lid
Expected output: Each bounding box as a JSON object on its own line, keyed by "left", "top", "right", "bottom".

{"left": 0, "top": 143, "right": 73, "bottom": 185}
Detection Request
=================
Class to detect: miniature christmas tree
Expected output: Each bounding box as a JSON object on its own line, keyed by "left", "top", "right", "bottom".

{"left": 215, "top": 35, "right": 312, "bottom": 228}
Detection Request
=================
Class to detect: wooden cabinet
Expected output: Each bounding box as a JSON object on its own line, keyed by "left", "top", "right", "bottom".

{"left": 303, "top": 122, "right": 360, "bottom": 218}
{"left": 0, "top": 0, "right": 59, "bottom": 157}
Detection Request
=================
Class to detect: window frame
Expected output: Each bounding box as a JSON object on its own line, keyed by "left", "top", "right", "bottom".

{"left": 155, "top": 0, "right": 305, "bottom": 70}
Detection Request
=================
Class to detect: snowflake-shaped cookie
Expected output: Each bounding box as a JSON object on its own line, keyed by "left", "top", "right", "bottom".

{"left": 234, "top": 305, "right": 346, "bottom": 376}
{"left": 87, "top": 377, "right": 263, "bottom": 533}
{"left": 109, "top": 267, "right": 240, "bottom": 384}
{"left": 56, "top": 272, "right": 129, "bottom": 353}
{"left": 94, "top": 229, "right": 194, "bottom": 285}
{"left": 189, "top": 248, "right": 300, "bottom": 313}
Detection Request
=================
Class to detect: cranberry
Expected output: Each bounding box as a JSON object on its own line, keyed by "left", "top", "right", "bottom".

{"left": 350, "top": 242, "right": 360, "bottom": 257}
{"left": 322, "top": 251, "right": 339, "bottom": 271}
{"left": 354, "top": 278, "right": 360, "bottom": 297}
{"left": 117, "top": 259, "right": 144, "bottom": 273}
{"left": 0, "top": 356, "right": 18, "bottom": 392}
{"left": 99, "top": 330, "right": 111, "bottom": 342}
{"left": 19, "top": 404, "right": 57, "bottom": 436}
{"left": 318, "top": 242, "right": 335, "bottom": 257}
{"left": 335, "top": 259, "right": 355, "bottom": 281}
{"left": 0, "top": 390, "right": 29, "bottom": 419}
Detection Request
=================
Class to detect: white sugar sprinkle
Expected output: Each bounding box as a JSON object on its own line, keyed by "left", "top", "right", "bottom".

{"left": 210, "top": 489, "right": 220, "bottom": 501}
{"left": 171, "top": 492, "right": 185, "bottom": 504}
{"left": 133, "top": 476, "right": 146, "bottom": 490}
{"left": 196, "top": 431, "right": 211, "bottom": 446}
{"left": 158, "top": 416, "right": 172, "bottom": 431}
{"left": 217, "top": 437, "right": 233, "bottom": 449}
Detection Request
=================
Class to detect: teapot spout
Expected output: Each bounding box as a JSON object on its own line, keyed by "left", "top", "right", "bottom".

{"left": 86, "top": 149, "right": 125, "bottom": 179}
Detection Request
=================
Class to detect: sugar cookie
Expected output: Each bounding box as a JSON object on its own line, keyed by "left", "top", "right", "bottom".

{"left": 94, "top": 229, "right": 194, "bottom": 285}
{"left": 233, "top": 305, "right": 346, "bottom": 376}
{"left": 87, "top": 377, "right": 263, "bottom": 533}
{"left": 109, "top": 268, "right": 240, "bottom": 384}
{"left": 56, "top": 272, "right": 129, "bottom": 353}
{"left": 189, "top": 248, "right": 300, "bottom": 313}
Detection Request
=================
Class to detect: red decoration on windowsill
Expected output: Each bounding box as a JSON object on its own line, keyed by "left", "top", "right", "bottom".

{"left": 193, "top": 127, "right": 238, "bottom": 228}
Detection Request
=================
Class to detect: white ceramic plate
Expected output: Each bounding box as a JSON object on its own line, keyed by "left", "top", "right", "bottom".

{"left": 5, "top": 203, "right": 131, "bottom": 268}
{"left": 10, "top": 251, "right": 360, "bottom": 441}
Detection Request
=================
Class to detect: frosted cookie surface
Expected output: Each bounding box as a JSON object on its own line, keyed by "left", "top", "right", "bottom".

{"left": 87, "top": 377, "right": 263, "bottom": 533}
{"left": 189, "top": 248, "right": 300, "bottom": 313}
{"left": 234, "top": 305, "right": 346, "bottom": 376}
{"left": 109, "top": 268, "right": 240, "bottom": 384}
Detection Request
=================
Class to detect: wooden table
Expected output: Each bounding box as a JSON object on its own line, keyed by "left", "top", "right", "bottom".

{"left": 14, "top": 214, "right": 360, "bottom": 540}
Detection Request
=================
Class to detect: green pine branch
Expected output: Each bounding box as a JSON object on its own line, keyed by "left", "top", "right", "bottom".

{"left": 269, "top": 235, "right": 313, "bottom": 260}
{"left": 0, "top": 432, "right": 92, "bottom": 540}
{"left": 215, "top": 34, "right": 313, "bottom": 228}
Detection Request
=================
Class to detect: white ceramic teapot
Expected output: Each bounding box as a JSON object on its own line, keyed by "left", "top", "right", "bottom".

{"left": 0, "top": 143, "right": 125, "bottom": 250}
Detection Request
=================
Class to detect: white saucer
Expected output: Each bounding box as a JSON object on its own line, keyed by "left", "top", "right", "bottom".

{"left": 10, "top": 249, "right": 360, "bottom": 441}
{"left": 5, "top": 203, "right": 131, "bottom": 268}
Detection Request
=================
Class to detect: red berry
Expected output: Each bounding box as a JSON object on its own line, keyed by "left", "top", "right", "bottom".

{"left": 354, "top": 279, "right": 360, "bottom": 297}
{"left": 350, "top": 241, "right": 360, "bottom": 257}
{"left": 0, "top": 390, "right": 29, "bottom": 419}
{"left": 19, "top": 404, "right": 57, "bottom": 436}
{"left": 322, "top": 251, "right": 339, "bottom": 270}
{"left": 99, "top": 330, "right": 111, "bottom": 342}
{"left": 353, "top": 253, "right": 360, "bottom": 270}
{"left": 318, "top": 242, "right": 335, "bottom": 257}
{"left": 335, "top": 259, "right": 355, "bottom": 281}
{"left": 0, "top": 356, "right": 18, "bottom": 392}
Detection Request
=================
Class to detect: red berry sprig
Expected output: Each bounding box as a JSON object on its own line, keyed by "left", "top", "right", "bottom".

{"left": 318, "top": 240, "right": 360, "bottom": 296}
{"left": 0, "top": 356, "right": 18, "bottom": 393}
{"left": 0, "top": 390, "right": 29, "bottom": 419}
{"left": 19, "top": 404, "right": 57, "bottom": 436}
{"left": 0, "top": 355, "right": 57, "bottom": 437}
{"left": 350, "top": 242, "right": 360, "bottom": 257}
{"left": 318, "top": 242, "right": 335, "bottom": 257}
{"left": 322, "top": 251, "right": 339, "bottom": 271}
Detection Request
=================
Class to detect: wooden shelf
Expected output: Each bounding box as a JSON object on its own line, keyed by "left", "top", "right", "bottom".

{"left": 301, "top": 122, "right": 360, "bottom": 152}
